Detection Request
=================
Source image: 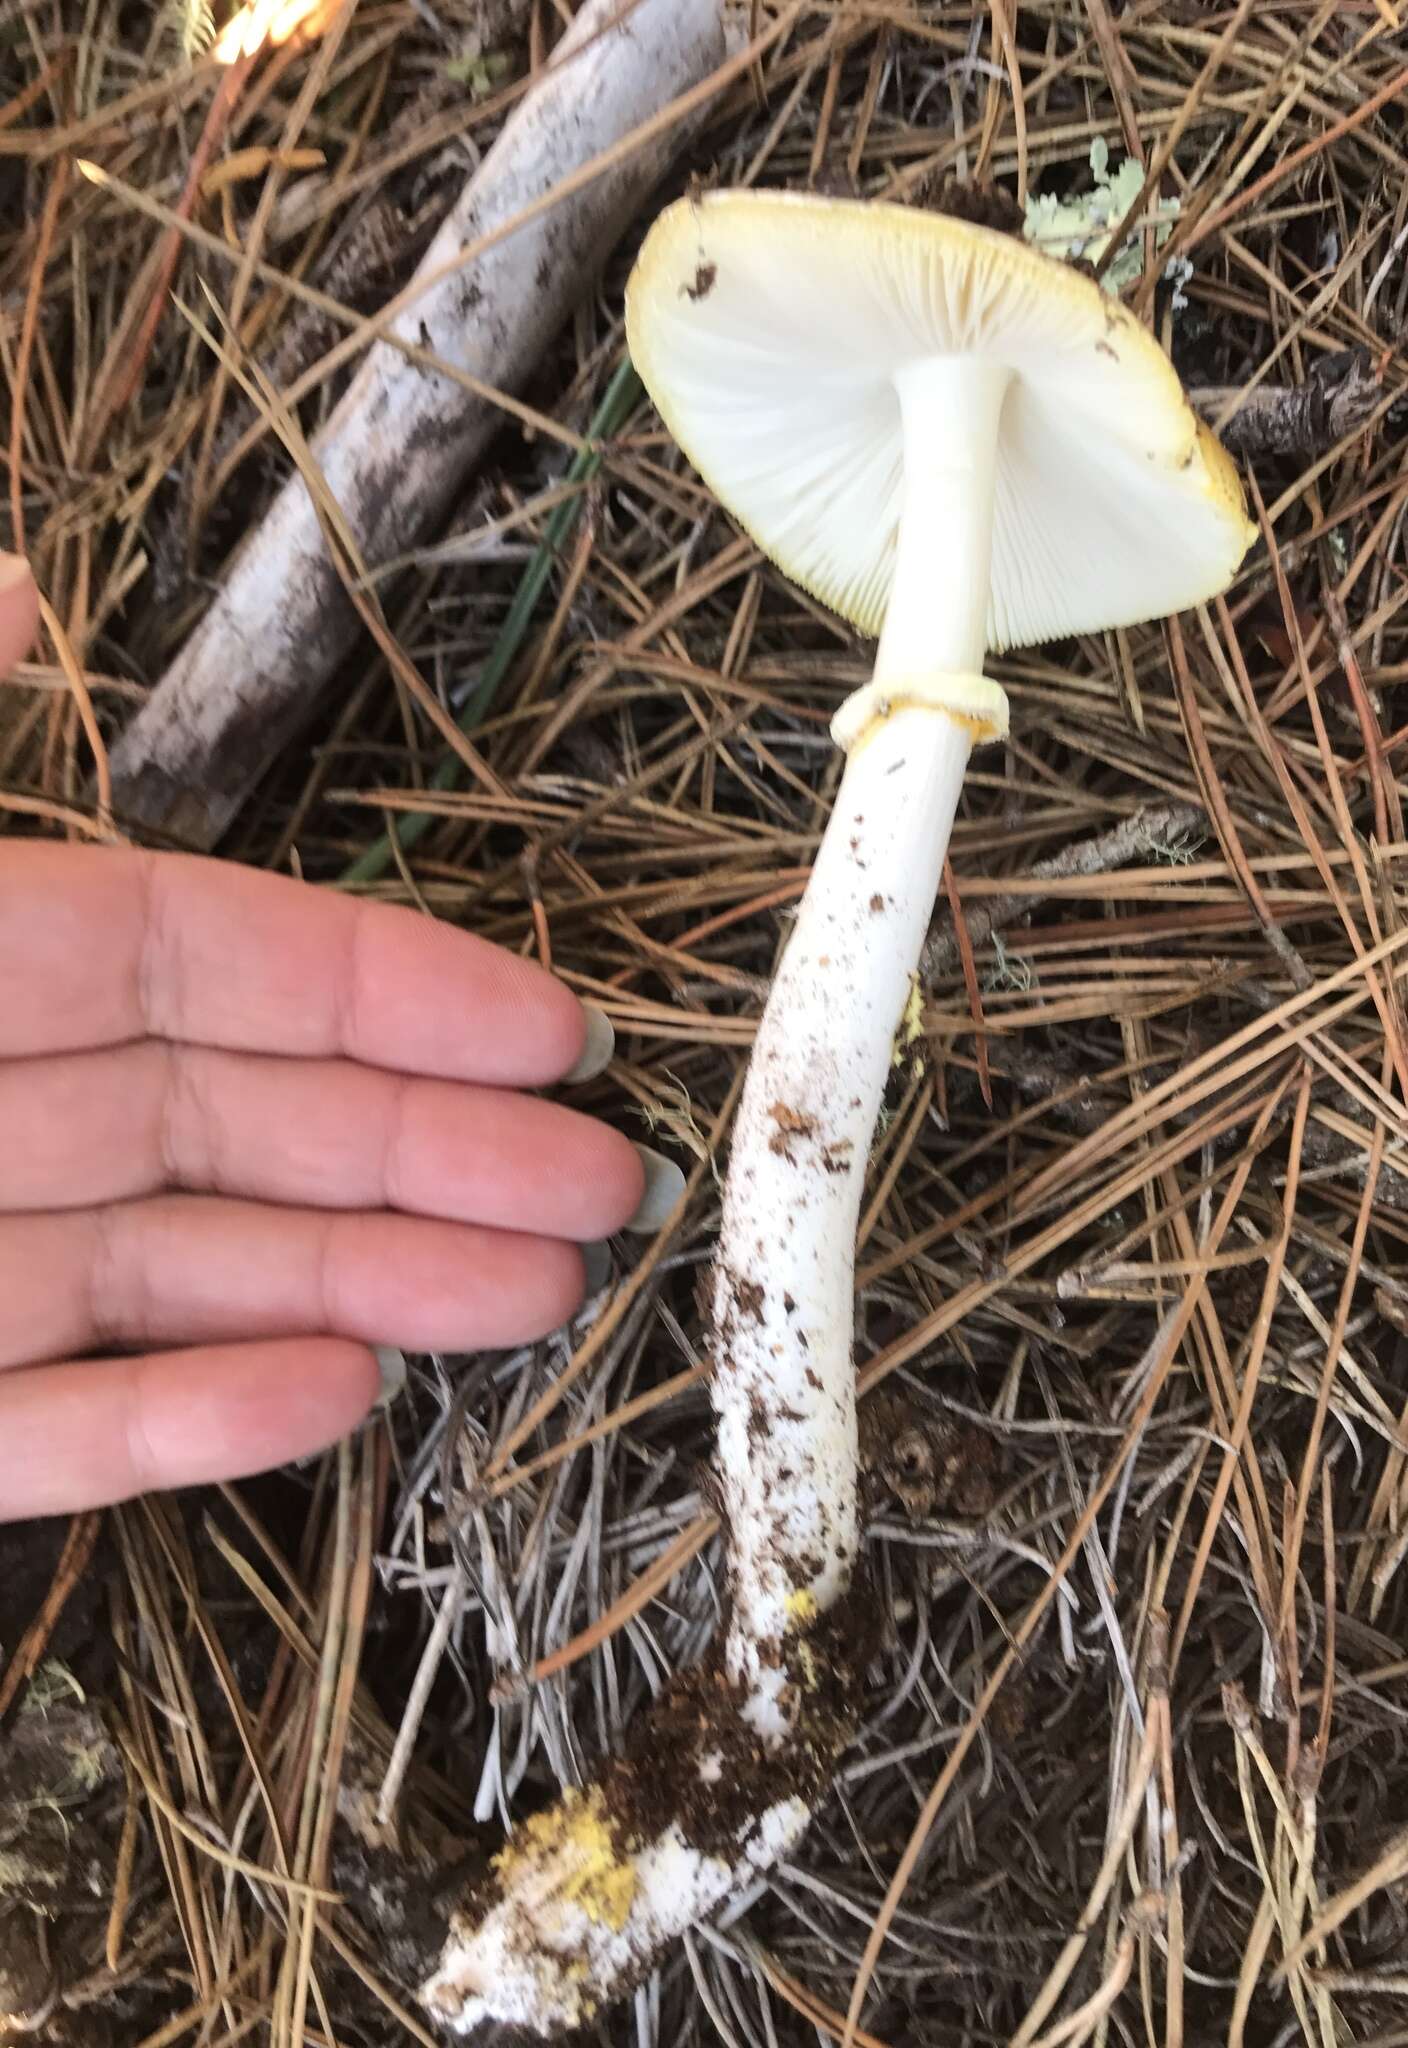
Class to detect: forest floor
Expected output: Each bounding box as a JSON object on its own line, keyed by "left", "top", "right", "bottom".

{"left": 4, "top": 3, "right": 1408, "bottom": 2044}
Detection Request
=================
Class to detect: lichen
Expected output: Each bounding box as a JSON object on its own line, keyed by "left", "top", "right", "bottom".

{"left": 0, "top": 1853, "right": 39, "bottom": 1894}
{"left": 18, "top": 1661, "right": 85, "bottom": 1714}
{"left": 159, "top": 0, "right": 214, "bottom": 57}
{"left": 1023, "top": 138, "right": 1181, "bottom": 296}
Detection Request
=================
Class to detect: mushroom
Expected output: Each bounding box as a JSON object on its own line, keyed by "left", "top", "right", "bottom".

{"left": 626, "top": 188, "right": 1254, "bottom": 1727}
{"left": 422, "top": 190, "right": 1254, "bottom": 2038}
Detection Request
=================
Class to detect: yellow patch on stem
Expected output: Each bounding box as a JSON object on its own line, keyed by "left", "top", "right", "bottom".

{"left": 893, "top": 976, "right": 925, "bottom": 1068}
{"left": 785, "top": 1587, "right": 819, "bottom": 1627}
{"left": 493, "top": 1787, "right": 638, "bottom": 1932}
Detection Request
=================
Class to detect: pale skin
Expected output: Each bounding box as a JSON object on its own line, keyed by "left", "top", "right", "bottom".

{"left": 0, "top": 557, "right": 644, "bottom": 1521}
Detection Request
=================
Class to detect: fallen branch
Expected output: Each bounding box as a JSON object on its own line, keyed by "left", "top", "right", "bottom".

{"left": 106, "top": 0, "right": 733, "bottom": 848}
{"left": 920, "top": 799, "right": 1206, "bottom": 983}
{"left": 1190, "top": 349, "right": 1383, "bottom": 459}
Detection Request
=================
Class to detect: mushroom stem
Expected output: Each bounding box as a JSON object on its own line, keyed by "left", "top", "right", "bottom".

{"left": 424, "top": 180, "right": 1258, "bottom": 2033}
{"left": 875, "top": 357, "right": 1009, "bottom": 685}
{"left": 421, "top": 369, "right": 1015, "bottom": 2042}
{"left": 714, "top": 703, "right": 974, "bottom": 1729}
{"left": 421, "top": 716, "right": 988, "bottom": 2044}
{"left": 714, "top": 358, "right": 1011, "bottom": 1728}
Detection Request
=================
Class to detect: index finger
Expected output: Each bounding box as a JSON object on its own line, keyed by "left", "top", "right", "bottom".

{"left": 0, "top": 845, "right": 592, "bottom": 1085}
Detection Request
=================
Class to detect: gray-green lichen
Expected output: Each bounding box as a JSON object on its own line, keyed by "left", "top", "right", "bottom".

{"left": 1024, "top": 138, "right": 1186, "bottom": 300}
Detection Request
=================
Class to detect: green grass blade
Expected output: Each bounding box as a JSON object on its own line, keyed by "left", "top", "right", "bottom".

{"left": 340, "top": 356, "right": 641, "bottom": 887}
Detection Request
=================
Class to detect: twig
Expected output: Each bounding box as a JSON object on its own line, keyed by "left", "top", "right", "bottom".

{"left": 920, "top": 800, "right": 1205, "bottom": 983}
{"left": 1191, "top": 352, "right": 1385, "bottom": 459}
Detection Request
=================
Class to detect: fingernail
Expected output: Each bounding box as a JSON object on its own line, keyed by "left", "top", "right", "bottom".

{"left": 374, "top": 1345, "right": 407, "bottom": 1409}
{"left": 625, "top": 1145, "right": 686, "bottom": 1234}
{"left": 0, "top": 552, "right": 32, "bottom": 591}
{"left": 581, "top": 1239, "right": 613, "bottom": 1295}
{"left": 561, "top": 1003, "right": 615, "bottom": 1084}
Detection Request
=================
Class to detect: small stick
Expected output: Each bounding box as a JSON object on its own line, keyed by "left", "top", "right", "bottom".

{"left": 1190, "top": 351, "right": 1383, "bottom": 460}
{"left": 375, "top": 1567, "right": 467, "bottom": 1829}
{"left": 920, "top": 799, "right": 1206, "bottom": 983}
{"left": 0, "top": 1511, "right": 104, "bottom": 1721}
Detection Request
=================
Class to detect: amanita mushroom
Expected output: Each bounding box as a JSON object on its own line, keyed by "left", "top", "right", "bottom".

{"left": 423, "top": 190, "right": 1254, "bottom": 2037}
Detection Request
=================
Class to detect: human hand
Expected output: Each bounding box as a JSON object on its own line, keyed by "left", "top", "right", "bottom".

{"left": 0, "top": 555, "right": 660, "bottom": 1521}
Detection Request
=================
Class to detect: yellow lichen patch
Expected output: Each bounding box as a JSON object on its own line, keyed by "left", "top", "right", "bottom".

{"left": 785, "top": 1589, "right": 822, "bottom": 1690}
{"left": 492, "top": 1787, "right": 639, "bottom": 1933}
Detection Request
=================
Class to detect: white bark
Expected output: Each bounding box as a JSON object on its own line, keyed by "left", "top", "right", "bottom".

{"left": 108, "top": 0, "right": 728, "bottom": 848}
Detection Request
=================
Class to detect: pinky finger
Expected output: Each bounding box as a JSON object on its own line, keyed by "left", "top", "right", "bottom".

{"left": 0, "top": 1338, "right": 380, "bottom": 1522}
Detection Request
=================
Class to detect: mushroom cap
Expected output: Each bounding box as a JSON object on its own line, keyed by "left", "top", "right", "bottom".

{"left": 625, "top": 190, "right": 1256, "bottom": 655}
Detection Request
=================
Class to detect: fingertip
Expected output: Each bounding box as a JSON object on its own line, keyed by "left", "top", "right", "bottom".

{"left": 0, "top": 551, "right": 35, "bottom": 593}
{"left": 295, "top": 1337, "right": 383, "bottom": 1436}
{"left": 558, "top": 1002, "right": 615, "bottom": 1086}
{"left": 527, "top": 1238, "right": 589, "bottom": 1339}
{"left": 622, "top": 1144, "right": 683, "bottom": 1234}
{"left": 532, "top": 1118, "right": 647, "bottom": 1240}
{"left": 373, "top": 1344, "right": 408, "bottom": 1408}
{"left": 357, "top": 902, "right": 598, "bottom": 1088}
{"left": 328, "top": 1214, "right": 592, "bottom": 1350}
{"left": 605, "top": 1133, "right": 649, "bottom": 1233}
{"left": 137, "top": 1336, "right": 380, "bottom": 1488}
{"left": 581, "top": 1239, "right": 613, "bottom": 1296}
{"left": 523, "top": 976, "right": 597, "bottom": 1088}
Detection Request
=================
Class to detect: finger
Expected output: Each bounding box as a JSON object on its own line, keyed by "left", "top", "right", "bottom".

{"left": 0, "top": 554, "right": 40, "bottom": 677}
{"left": 0, "top": 1339, "right": 380, "bottom": 1521}
{"left": 0, "top": 1198, "right": 587, "bottom": 1370}
{"left": 0, "top": 1042, "right": 645, "bottom": 1236}
{"left": 1, "top": 843, "right": 595, "bottom": 1084}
